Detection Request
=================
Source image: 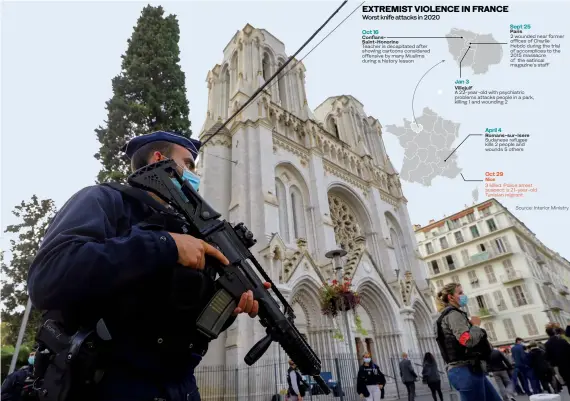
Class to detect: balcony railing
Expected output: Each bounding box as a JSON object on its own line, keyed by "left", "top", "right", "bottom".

{"left": 501, "top": 270, "right": 524, "bottom": 284}
{"left": 478, "top": 308, "right": 497, "bottom": 318}
{"left": 470, "top": 251, "right": 490, "bottom": 265}
{"left": 557, "top": 285, "right": 569, "bottom": 296}
{"left": 543, "top": 277, "right": 553, "bottom": 285}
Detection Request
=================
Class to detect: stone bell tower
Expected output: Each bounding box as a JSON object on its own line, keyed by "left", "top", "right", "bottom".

{"left": 197, "top": 23, "right": 313, "bottom": 367}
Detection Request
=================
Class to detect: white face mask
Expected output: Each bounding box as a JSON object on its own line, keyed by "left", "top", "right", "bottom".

{"left": 363, "top": 358, "right": 371, "bottom": 363}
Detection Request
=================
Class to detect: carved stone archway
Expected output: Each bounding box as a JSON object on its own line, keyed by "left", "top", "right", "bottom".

{"left": 413, "top": 300, "right": 438, "bottom": 357}
{"left": 327, "top": 193, "right": 367, "bottom": 276}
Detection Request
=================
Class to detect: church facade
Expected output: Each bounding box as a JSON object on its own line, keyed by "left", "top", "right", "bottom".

{"left": 197, "top": 24, "right": 437, "bottom": 374}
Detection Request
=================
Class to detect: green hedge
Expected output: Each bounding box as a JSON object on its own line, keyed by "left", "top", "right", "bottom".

{"left": 1, "top": 344, "right": 33, "bottom": 382}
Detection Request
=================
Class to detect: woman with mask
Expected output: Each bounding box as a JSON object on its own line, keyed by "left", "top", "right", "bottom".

{"left": 434, "top": 283, "right": 501, "bottom": 401}
{"left": 356, "top": 352, "right": 386, "bottom": 400}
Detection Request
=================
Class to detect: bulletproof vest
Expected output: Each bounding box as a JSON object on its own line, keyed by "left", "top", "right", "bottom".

{"left": 287, "top": 367, "right": 302, "bottom": 394}
{"left": 436, "top": 306, "right": 472, "bottom": 364}
{"left": 87, "top": 184, "right": 216, "bottom": 355}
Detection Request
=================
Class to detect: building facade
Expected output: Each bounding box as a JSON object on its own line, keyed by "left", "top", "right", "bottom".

{"left": 415, "top": 199, "right": 570, "bottom": 346}
{"left": 196, "top": 23, "right": 437, "bottom": 374}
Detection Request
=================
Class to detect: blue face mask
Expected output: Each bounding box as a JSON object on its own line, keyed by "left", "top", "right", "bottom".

{"left": 459, "top": 294, "right": 468, "bottom": 307}
{"left": 172, "top": 169, "right": 200, "bottom": 192}
{"left": 28, "top": 356, "right": 35, "bottom": 366}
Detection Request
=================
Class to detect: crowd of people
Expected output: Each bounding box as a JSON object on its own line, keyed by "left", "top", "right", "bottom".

{"left": 434, "top": 282, "right": 570, "bottom": 401}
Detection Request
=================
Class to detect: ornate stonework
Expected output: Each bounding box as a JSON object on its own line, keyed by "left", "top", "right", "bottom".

{"left": 400, "top": 270, "right": 414, "bottom": 306}
{"left": 327, "top": 194, "right": 367, "bottom": 276}
{"left": 328, "top": 194, "right": 362, "bottom": 251}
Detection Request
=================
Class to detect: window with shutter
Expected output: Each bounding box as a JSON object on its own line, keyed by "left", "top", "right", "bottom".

{"left": 484, "top": 294, "right": 494, "bottom": 310}
{"left": 521, "top": 284, "right": 534, "bottom": 304}
{"left": 523, "top": 314, "right": 539, "bottom": 336}
{"left": 451, "top": 275, "right": 460, "bottom": 284}
{"left": 494, "top": 238, "right": 507, "bottom": 254}
{"left": 485, "top": 265, "right": 497, "bottom": 283}
{"left": 516, "top": 236, "right": 527, "bottom": 253}
{"left": 467, "top": 298, "right": 479, "bottom": 315}
{"left": 507, "top": 287, "right": 519, "bottom": 307}
{"left": 470, "top": 225, "right": 480, "bottom": 238}
{"left": 535, "top": 284, "right": 546, "bottom": 303}
{"left": 503, "top": 318, "right": 516, "bottom": 339}
{"left": 468, "top": 271, "right": 480, "bottom": 288}
{"left": 502, "top": 259, "right": 513, "bottom": 270}
{"left": 445, "top": 255, "right": 456, "bottom": 270}
{"left": 454, "top": 231, "right": 464, "bottom": 244}
{"left": 483, "top": 322, "right": 497, "bottom": 342}
{"left": 426, "top": 243, "right": 434, "bottom": 255}
{"left": 467, "top": 212, "right": 475, "bottom": 223}
{"left": 486, "top": 219, "right": 498, "bottom": 232}
{"left": 502, "top": 236, "right": 512, "bottom": 252}
{"left": 431, "top": 260, "right": 441, "bottom": 275}
{"left": 493, "top": 290, "right": 507, "bottom": 311}
{"left": 512, "top": 286, "right": 528, "bottom": 306}
{"left": 461, "top": 249, "right": 470, "bottom": 265}
{"left": 440, "top": 237, "right": 449, "bottom": 250}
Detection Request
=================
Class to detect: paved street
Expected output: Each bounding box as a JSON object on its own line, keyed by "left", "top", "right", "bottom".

{"left": 395, "top": 390, "right": 570, "bottom": 401}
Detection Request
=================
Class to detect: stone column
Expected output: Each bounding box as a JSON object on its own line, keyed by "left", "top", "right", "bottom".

{"left": 307, "top": 150, "right": 337, "bottom": 265}
{"left": 399, "top": 307, "right": 420, "bottom": 356}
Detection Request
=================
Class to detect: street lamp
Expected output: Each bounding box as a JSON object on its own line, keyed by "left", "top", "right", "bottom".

{"left": 325, "top": 248, "right": 358, "bottom": 381}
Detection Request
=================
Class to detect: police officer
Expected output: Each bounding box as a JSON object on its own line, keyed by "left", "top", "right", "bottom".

{"left": 434, "top": 282, "right": 500, "bottom": 401}
{"left": 1, "top": 352, "right": 36, "bottom": 401}
{"left": 27, "top": 131, "right": 270, "bottom": 401}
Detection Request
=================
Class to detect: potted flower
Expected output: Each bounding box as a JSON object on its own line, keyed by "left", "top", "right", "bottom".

{"left": 319, "top": 277, "right": 361, "bottom": 318}
{"left": 319, "top": 278, "right": 368, "bottom": 339}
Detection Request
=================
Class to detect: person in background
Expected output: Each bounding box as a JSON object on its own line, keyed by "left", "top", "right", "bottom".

{"left": 399, "top": 353, "right": 417, "bottom": 401}
{"left": 1, "top": 352, "right": 35, "bottom": 401}
{"left": 511, "top": 337, "right": 540, "bottom": 395}
{"left": 421, "top": 352, "right": 443, "bottom": 401}
{"left": 503, "top": 348, "right": 524, "bottom": 395}
{"left": 357, "top": 352, "right": 386, "bottom": 400}
{"left": 286, "top": 360, "right": 305, "bottom": 401}
{"left": 527, "top": 342, "right": 552, "bottom": 393}
{"left": 555, "top": 327, "right": 570, "bottom": 343}
{"left": 487, "top": 348, "right": 516, "bottom": 401}
{"left": 545, "top": 323, "right": 570, "bottom": 395}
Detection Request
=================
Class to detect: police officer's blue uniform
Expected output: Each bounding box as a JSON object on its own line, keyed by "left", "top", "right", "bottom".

{"left": 28, "top": 132, "right": 233, "bottom": 401}
{"left": 1, "top": 365, "right": 34, "bottom": 401}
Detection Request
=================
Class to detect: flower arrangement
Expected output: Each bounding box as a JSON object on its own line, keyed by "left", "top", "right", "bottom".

{"left": 319, "top": 277, "right": 361, "bottom": 318}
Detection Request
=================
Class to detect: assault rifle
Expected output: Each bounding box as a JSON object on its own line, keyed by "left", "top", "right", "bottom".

{"left": 127, "top": 159, "right": 331, "bottom": 395}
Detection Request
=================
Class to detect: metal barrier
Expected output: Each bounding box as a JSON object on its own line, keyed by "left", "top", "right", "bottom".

{"left": 194, "top": 353, "right": 453, "bottom": 401}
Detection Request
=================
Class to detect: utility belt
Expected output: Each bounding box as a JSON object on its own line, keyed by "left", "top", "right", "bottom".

{"left": 32, "top": 319, "right": 110, "bottom": 401}
{"left": 129, "top": 329, "right": 209, "bottom": 358}
{"left": 32, "top": 317, "right": 210, "bottom": 401}
{"left": 21, "top": 376, "right": 39, "bottom": 401}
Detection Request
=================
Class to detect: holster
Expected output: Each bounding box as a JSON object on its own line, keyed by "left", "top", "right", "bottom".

{"left": 34, "top": 319, "right": 106, "bottom": 401}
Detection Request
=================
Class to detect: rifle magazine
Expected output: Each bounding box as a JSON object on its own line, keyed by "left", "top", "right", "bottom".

{"left": 196, "top": 288, "right": 237, "bottom": 340}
